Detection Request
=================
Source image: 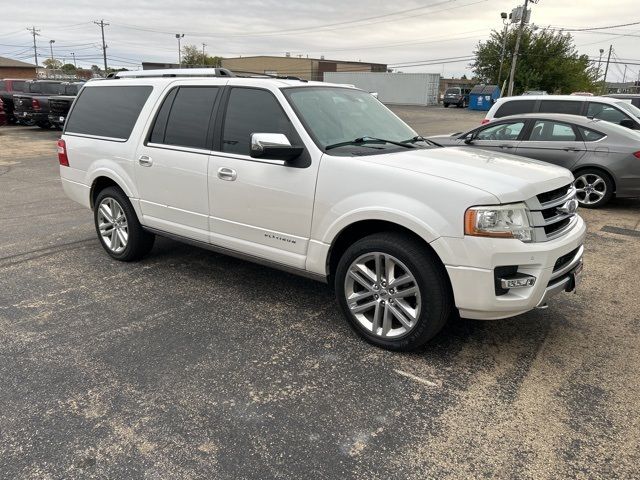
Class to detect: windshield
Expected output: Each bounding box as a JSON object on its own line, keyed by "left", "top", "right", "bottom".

{"left": 64, "top": 84, "right": 81, "bottom": 95}
{"left": 445, "top": 88, "right": 460, "bottom": 95}
{"left": 283, "top": 87, "right": 418, "bottom": 154}
{"left": 28, "top": 82, "right": 62, "bottom": 94}
{"left": 616, "top": 101, "right": 640, "bottom": 119}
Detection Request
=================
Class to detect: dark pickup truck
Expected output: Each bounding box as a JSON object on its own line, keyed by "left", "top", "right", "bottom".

{"left": 13, "top": 80, "right": 63, "bottom": 128}
{"left": 0, "top": 78, "right": 29, "bottom": 124}
{"left": 47, "top": 82, "right": 84, "bottom": 129}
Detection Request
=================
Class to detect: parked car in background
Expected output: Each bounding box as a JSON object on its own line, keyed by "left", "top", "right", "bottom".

{"left": 13, "top": 80, "right": 63, "bottom": 128}
{"left": 522, "top": 90, "right": 548, "bottom": 95}
{"left": 0, "top": 98, "right": 6, "bottom": 127}
{"left": 57, "top": 68, "right": 585, "bottom": 351}
{"left": 483, "top": 95, "right": 640, "bottom": 131}
{"left": 48, "top": 82, "right": 84, "bottom": 129}
{"left": 0, "top": 78, "right": 29, "bottom": 124}
{"left": 427, "top": 113, "right": 640, "bottom": 208}
{"left": 571, "top": 92, "right": 594, "bottom": 96}
{"left": 443, "top": 87, "right": 470, "bottom": 108}
{"left": 605, "top": 93, "right": 640, "bottom": 109}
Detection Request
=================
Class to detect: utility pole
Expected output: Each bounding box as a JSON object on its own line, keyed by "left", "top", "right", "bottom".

{"left": 202, "top": 43, "right": 207, "bottom": 66}
{"left": 622, "top": 64, "right": 628, "bottom": 84}
{"left": 94, "top": 19, "right": 109, "bottom": 75}
{"left": 176, "top": 34, "right": 185, "bottom": 67}
{"left": 27, "top": 26, "right": 40, "bottom": 67}
{"left": 497, "top": 12, "right": 509, "bottom": 88}
{"left": 507, "top": 0, "right": 534, "bottom": 97}
{"left": 49, "top": 39, "right": 55, "bottom": 77}
{"left": 602, "top": 44, "right": 612, "bottom": 94}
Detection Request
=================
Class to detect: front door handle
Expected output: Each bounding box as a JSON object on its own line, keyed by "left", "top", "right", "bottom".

{"left": 138, "top": 155, "right": 153, "bottom": 167}
{"left": 499, "top": 144, "right": 514, "bottom": 149}
{"left": 217, "top": 167, "right": 237, "bottom": 181}
{"left": 563, "top": 147, "right": 580, "bottom": 152}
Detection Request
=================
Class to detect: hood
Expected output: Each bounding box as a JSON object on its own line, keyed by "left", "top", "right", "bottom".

{"left": 362, "top": 146, "right": 573, "bottom": 204}
{"left": 428, "top": 134, "right": 465, "bottom": 147}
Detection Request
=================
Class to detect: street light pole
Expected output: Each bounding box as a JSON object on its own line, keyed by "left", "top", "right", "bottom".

{"left": 507, "top": 0, "right": 537, "bottom": 97}
{"left": 71, "top": 52, "right": 77, "bottom": 68}
{"left": 49, "top": 39, "right": 55, "bottom": 78}
{"left": 202, "top": 43, "right": 207, "bottom": 66}
{"left": 596, "top": 48, "right": 604, "bottom": 80}
{"left": 497, "top": 12, "right": 509, "bottom": 88}
{"left": 176, "top": 34, "right": 184, "bottom": 67}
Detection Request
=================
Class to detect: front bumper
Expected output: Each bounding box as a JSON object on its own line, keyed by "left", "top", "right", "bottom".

{"left": 431, "top": 215, "right": 587, "bottom": 320}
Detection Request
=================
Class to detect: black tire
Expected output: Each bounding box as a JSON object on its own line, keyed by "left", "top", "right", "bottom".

{"left": 573, "top": 168, "right": 614, "bottom": 209}
{"left": 94, "top": 186, "right": 155, "bottom": 261}
{"left": 36, "top": 122, "right": 51, "bottom": 129}
{"left": 443, "top": 103, "right": 449, "bottom": 108}
{"left": 334, "top": 232, "right": 452, "bottom": 351}
{"left": 21, "top": 118, "right": 36, "bottom": 126}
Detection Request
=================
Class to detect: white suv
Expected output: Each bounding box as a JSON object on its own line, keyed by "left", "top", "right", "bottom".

{"left": 58, "top": 68, "right": 586, "bottom": 351}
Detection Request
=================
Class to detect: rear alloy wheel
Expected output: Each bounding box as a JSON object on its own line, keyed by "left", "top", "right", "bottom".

{"left": 335, "top": 232, "right": 452, "bottom": 351}
{"left": 573, "top": 169, "right": 614, "bottom": 208}
{"left": 94, "top": 186, "right": 155, "bottom": 261}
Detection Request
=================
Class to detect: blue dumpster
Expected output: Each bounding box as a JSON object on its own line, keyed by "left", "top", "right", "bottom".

{"left": 468, "top": 84, "right": 501, "bottom": 111}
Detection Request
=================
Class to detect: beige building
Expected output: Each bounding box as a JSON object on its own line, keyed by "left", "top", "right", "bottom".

{"left": 220, "top": 55, "right": 387, "bottom": 81}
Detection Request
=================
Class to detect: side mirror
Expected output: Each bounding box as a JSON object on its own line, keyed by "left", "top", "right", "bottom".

{"left": 620, "top": 118, "right": 635, "bottom": 129}
{"left": 250, "top": 133, "right": 304, "bottom": 162}
{"left": 464, "top": 133, "right": 476, "bottom": 144}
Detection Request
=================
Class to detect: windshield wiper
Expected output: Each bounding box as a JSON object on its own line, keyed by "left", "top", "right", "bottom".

{"left": 325, "top": 136, "right": 416, "bottom": 151}
{"left": 402, "top": 135, "right": 442, "bottom": 147}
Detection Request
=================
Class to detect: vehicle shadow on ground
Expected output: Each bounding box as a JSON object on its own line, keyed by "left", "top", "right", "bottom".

{"left": 145, "top": 236, "right": 559, "bottom": 363}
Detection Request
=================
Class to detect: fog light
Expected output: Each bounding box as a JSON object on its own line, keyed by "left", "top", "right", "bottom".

{"left": 499, "top": 274, "right": 536, "bottom": 289}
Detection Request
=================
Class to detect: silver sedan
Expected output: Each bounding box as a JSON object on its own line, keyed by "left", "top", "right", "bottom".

{"left": 428, "top": 113, "right": 640, "bottom": 208}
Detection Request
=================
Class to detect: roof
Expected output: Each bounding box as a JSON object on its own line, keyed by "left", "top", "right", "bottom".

{"left": 494, "top": 94, "right": 622, "bottom": 104}
{"left": 222, "top": 55, "right": 387, "bottom": 66}
{"left": 0, "top": 56, "right": 37, "bottom": 69}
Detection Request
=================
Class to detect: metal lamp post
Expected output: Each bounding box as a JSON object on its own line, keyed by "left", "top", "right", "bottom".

{"left": 49, "top": 39, "right": 55, "bottom": 78}
{"left": 176, "top": 34, "right": 185, "bottom": 67}
{"left": 497, "top": 12, "right": 509, "bottom": 88}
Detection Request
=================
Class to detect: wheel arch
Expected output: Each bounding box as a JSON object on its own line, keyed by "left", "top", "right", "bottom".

{"left": 88, "top": 170, "right": 136, "bottom": 210}
{"left": 572, "top": 164, "right": 617, "bottom": 193}
{"left": 326, "top": 219, "right": 448, "bottom": 285}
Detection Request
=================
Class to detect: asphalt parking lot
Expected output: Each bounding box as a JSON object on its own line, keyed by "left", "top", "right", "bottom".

{"left": 1, "top": 106, "right": 640, "bottom": 479}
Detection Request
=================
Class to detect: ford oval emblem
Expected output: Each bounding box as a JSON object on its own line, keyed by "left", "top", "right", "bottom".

{"left": 557, "top": 198, "right": 578, "bottom": 215}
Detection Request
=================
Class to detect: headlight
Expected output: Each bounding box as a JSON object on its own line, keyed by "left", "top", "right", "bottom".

{"left": 464, "top": 203, "right": 532, "bottom": 242}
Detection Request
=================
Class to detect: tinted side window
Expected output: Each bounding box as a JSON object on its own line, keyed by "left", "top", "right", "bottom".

{"left": 65, "top": 86, "right": 152, "bottom": 140}
{"left": 495, "top": 100, "right": 536, "bottom": 117}
{"left": 529, "top": 120, "right": 576, "bottom": 141}
{"left": 579, "top": 127, "right": 605, "bottom": 142}
{"left": 222, "top": 88, "right": 295, "bottom": 155}
{"left": 476, "top": 121, "right": 525, "bottom": 140}
{"left": 159, "top": 87, "right": 219, "bottom": 149}
{"left": 0, "top": 81, "right": 5, "bottom": 91}
{"left": 587, "top": 103, "right": 629, "bottom": 124}
{"left": 538, "top": 100, "right": 582, "bottom": 115}
{"left": 12, "top": 81, "right": 25, "bottom": 92}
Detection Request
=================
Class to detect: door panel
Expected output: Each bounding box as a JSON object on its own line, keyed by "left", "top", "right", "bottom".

{"left": 207, "top": 86, "right": 317, "bottom": 268}
{"left": 469, "top": 120, "right": 526, "bottom": 153}
{"left": 516, "top": 119, "right": 587, "bottom": 168}
{"left": 135, "top": 145, "right": 210, "bottom": 241}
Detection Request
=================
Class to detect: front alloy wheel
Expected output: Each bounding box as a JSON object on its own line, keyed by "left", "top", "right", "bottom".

{"left": 345, "top": 252, "right": 421, "bottom": 338}
{"left": 335, "top": 232, "right": 452, "bottom": 351}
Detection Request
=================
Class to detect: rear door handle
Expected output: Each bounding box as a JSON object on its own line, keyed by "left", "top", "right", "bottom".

{"left": 563, "top": 147, "right": 580, "bottom": 152}
{"left": 138, "top": 155, "right": 153, "bottom": 167}
{"left": 217, "top": 167, "right": 237, "bottom": 181}
{"left": 499, "top": 144, "right": 514, "bottom": 149}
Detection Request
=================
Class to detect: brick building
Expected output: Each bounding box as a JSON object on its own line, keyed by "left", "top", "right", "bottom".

{"left": 0, "top": 56, "right": 37, "bottom": 79}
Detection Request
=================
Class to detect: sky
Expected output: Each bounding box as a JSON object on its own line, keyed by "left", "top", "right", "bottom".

{"left": 1, "top": 0, "right": 639, "bottom": 82}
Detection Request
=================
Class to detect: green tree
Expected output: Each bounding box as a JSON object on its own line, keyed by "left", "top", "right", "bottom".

{"left": 61, "top": 63, "right": 76, "bottom": 74}
{"left": 181, "top": 44, "right": 222, "bottom": 67}
{"left": 43, "top": 58, "right": 63, "bottom": 70}
{"left": 472, "top": 27, "right": 597, "bottom": 94}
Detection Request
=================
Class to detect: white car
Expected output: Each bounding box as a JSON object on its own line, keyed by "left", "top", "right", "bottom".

{"left": 483, "top": 94, "right": 640, "bottom": 130}
{"left": 58, "top": 68, "right": 586, "bottom": 351}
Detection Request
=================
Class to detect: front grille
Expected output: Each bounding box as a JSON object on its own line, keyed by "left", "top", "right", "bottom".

{"left": 537, "top": 184, "right": 570, "bottom": 205}
{"left": 554, "top": 246, "right": 581, "bottom": 272}
{"left": 50, "top": 99, "right": 72, "bottom": 116}
{"left": 528, "top": 184, "right": 577, "bottom": 242}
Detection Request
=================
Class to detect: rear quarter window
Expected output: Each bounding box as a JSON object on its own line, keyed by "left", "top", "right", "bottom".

{"left": 538, "top": 100, "right": 582, "bottom": 115}
{"left": 495, "top": 99, "right": 536, "bottom": 118}
{"left": 65, "top": 85, "right": 153, "bottom": 140}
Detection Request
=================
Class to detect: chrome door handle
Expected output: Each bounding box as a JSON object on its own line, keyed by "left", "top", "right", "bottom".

{"left": 138, "top": 155, "right": 153, "bottom": 167}
{"left": 563, "top": 147, "right": 579, "bottom": 152}
{"left": 217, "top": 167, "right": 237, "bottom": 181}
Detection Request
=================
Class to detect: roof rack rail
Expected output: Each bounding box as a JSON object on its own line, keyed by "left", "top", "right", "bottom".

{"left": 228, "top": 70, "right": 309, "bottom": 82}
{"left": 110, "top": 68, "right": 236, "bottom": 79}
